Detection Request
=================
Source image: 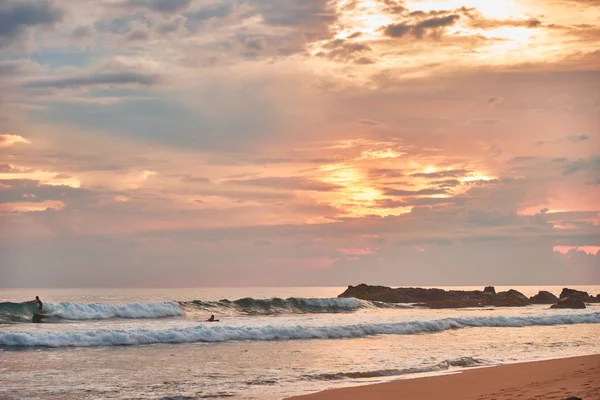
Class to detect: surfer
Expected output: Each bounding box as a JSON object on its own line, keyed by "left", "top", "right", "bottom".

{"left": 206, "top": 314, "right": 219, "bottom": 322}
{"left": 35, "top": 296, "right": 43, "bottom": 313}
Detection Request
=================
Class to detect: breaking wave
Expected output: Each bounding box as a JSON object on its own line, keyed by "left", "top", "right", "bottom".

{"left": 303, "top": 357, "right": 486, "bottom": 381}
{"left": 0, "top": 301, "right": 183, "bottom": 322}
{"left": 179, "top": 297, "right": 404, "bottom": 315}
{"left": 2, "top": 311, "right": 598, "bottom": 348}
{"left": 0, "top": 297, "right": 410, "bottom": 323}
{"left": 45, "top": 302, "right": 184, "bottom": 320}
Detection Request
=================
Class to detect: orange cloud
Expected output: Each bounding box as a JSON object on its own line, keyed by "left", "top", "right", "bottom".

{"left": 0, "top": 134, "right": 30, "bottom": 147}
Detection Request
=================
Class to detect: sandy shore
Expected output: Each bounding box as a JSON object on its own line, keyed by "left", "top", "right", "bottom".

{"left": 286, "top": 354, "right": 600, "bottom": 400}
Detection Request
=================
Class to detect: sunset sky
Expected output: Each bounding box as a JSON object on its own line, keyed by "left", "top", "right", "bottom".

{"left": 1, "top": 0, "right": 599, "bottom": 287}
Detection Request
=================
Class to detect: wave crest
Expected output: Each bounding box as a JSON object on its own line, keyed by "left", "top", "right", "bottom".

{"left": 2, "top": 311, "right": 598, "bottom": 348}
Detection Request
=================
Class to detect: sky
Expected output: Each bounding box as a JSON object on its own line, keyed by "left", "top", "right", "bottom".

{"left": 0, "top": 0, "right": 599, "bottom": 288}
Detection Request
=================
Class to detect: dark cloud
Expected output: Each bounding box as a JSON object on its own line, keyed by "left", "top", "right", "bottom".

{"left": 155, "top": 16, "right": 186, "bottom": 34}
{"left": 121, "top": 0, "right": 191, "bottom": 13}
{"left": 562, "top": 155, "right": 600, "bottom": 175}
{"left": 413, "top": 14, "right": 460, "bottom": 37}
{"left": 224, "top": 177, "right": 341, "bottom": 192}
{"left": 0, "top": 179, "right": 90, "bottom": 205}
{"left": 71, "top": 25, "right": 93, "bottom": 39}
{"left": 358, "top": 119, "right": 379, "bottom": 125}
{"left": 24, "top": 71, "right": 161, "bottom": 89}
{"left": 410, "top": 169, "right": 470, "bottom": 178}
{"left": 384, "top": 23, "right": 412, "bottom": 38}
{"left": 0, "top": 0, "right": 62, "bottom": 45}
{"left": 253, "top": 0, "right": 337, "bottom": 30}
{"left": 432, "top": 179, "right": 461, "bottom": 187}
{"left": 316, "top": 38, "right": 371, "bottom": 62}
{"left": 383, "top": 188, "right": 448, "bottom": 196}
{"left": 384, "top": 13, "right": 460, "bottom": 39}
{"left": 567, "top": 134, "right": 589, "bottom": 143}
{"left": 468, "top": 17, "right": 542, "bottom": 29}
{"left": 376, "top": 196, "right": 464, "bottom": 208}
{"left": 185, "top": 3, "right": 233, "bottom": 23}
{"left": 536, "top": 134, "right": 590, "bottom": 146}
{"left": 126, "top": 29, "right": 149, "bottom": 41}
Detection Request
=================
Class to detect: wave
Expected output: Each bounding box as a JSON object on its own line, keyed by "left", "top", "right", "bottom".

{"left": 181, "top": 297, "right": 412, "bottom": 315}
{"left": 45, "top": 302, "right": 184, "bottom": 320}
{"left": 181, "top": 297, "right": 364, "bottom": 315}
{"left": 2, "top": 311, "right": 598, "bottom": 348}
{"left": 0, "top": 301, "right": 39, "bottom": 323}
{"left": 303, "top": 357, "right": 486, "bottom": 381}
{"left": 1, "top": 297, "right": 411, "bottom": 323}
{"left": 0, "top": 301, "right": 183, "bottom": 322}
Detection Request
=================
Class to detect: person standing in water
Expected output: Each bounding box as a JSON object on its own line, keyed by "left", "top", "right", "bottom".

{"left": 35, "top": 296, "right": 43, "bottom": 313}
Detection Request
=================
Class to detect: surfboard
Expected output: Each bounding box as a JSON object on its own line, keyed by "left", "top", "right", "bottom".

{"left": 32, "top": 313, "right": 45, "bottom": 323}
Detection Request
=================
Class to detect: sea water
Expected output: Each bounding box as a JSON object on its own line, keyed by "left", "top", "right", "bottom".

{"left": 1, "top": 286, "right": 599, "bottom": 399}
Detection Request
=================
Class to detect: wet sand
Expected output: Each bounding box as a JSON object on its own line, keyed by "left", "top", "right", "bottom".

{"left": 286, "top": 354, "right": 600, "bottom": 400}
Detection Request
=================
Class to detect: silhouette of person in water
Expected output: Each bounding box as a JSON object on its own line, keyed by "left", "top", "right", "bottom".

{"left": 35, "top": 296, "right": 43, "bottom": 313}
{"left": 207, "top": 314, "right": 216, "bottom": 322}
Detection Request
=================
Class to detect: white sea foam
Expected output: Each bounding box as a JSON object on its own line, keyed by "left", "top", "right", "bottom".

{"left": 2, "top": 311, "right": 598, "bottom": 348}
{"left": 44, "top": 302, "right": 184, "bottom": 320}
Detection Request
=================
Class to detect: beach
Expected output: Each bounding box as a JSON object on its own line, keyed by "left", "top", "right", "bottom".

{"left": 287, "top": 354, "right": 600, "bottom": 400}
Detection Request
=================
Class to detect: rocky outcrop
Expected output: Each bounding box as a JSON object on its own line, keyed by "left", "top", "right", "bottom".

{"left": 559, "top": 288, "right": 590, "bottom": 302}
{"left": 338, "top": 284, "right": 529, "bottom": 308}
{"left": 484, "top": 286, "right": 496, "bottom": 294}
{"left": 529, "top": 290, "right": 559, "bottom": 304}
{"left": 551, "top": 298, "right": 586, "bottom": 309}
{"left": 489, "top": 289, "right": 530, "bottom": 307}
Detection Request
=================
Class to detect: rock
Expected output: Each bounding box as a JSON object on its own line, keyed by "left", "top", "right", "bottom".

{"left": 483, "top": 286, "right": 496, "bottom": 294}
{"left": 338, "top": 284, "right": 407, "bottom": 303}
{"left": 489, "top": 289, "right": 529, "bottom": 307}
{"left": 565, "top": 397, "right": 582, "bottom": 400}
{"left": 551, "top": 298, "right": 586, "bottom": 309}
{"left": 559, "top": 288, "right": 590, "bottom": 302}
{"left": 338, "top": 284, "right": 529, "bottom": 307}
{"left": 529, "top": 290, "right": 559, "bottom": 304}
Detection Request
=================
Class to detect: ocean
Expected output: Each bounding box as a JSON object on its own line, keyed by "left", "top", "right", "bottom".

{"left": 1, "top": 286, "right": 599, "bottom": 399}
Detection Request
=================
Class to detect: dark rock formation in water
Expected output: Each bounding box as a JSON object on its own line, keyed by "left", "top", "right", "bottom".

{"left": 338, "top": 284, "right": 528, "bottom": 308}
{"left": 483, "top": 286, "right": 496, "bottom": 294}
{"left": 529, "top": 290, "right": 559, "bottom": 304}
{"left": 559, "top": 288, "right": 596, "bottom": 302}
{"left": 551, "top": 298, "right": 586, "bottom": 309}
{"left": 339, "top": 284, "right": 599, "bottom": 308}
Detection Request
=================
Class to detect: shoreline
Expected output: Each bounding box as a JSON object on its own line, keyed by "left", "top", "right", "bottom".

{"left": 286, "top": 354, "right": 600, "bottom": 400}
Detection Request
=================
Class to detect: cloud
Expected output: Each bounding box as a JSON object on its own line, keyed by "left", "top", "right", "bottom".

{"left": 0, "top": 179, "right": 90, "bottom": 205}
{"left": 224, "top": 177, "right": 342, "bottom": 192}
{"left": 410, "top": 169, "right": 471, "bottom": 178}
{"left": 126, "top": 29, "right": 149, "bottom": 41}
{"left": 121, "top": 0, "right": 191, "bottom": 13}
{"left": 24, "top": 71, "right": 161, "bottom": 90}
{"left": 432, "top": 179, "right": 462, "bottom": 187}
{"left": 186, "top": 3, "right": 232, "bottom": 20}
{"left": 382, "top": 188, "right": 448, "bottom": 196}
{"left": 384, "top": 14, "right": 460, "bottom": 39}
{"left": 0, "top": 134, "right": 31, "bottom": 147}
{"left": 253, "top": 0, "right": 337, "bottom": 29}
{"left": 316, "top": 38, "right": 371, "bottom": 63}
{"left": 0, "top": 0, "right": 62, "bottom": 46}
{"left": 562, "top": 155, "right": 600, "bottom": 175}
{"left": 567, "top": 134, "right": 589, "bottom": 143}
